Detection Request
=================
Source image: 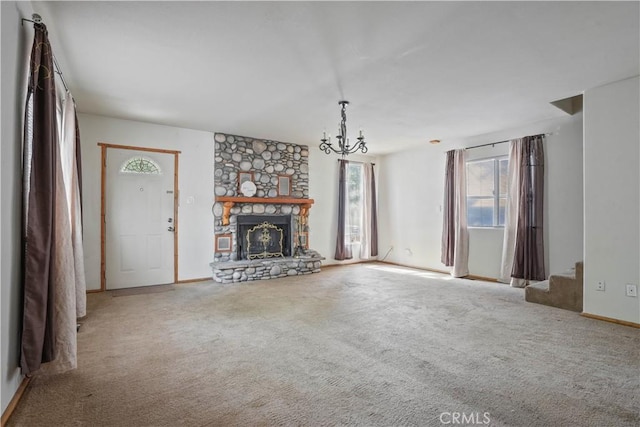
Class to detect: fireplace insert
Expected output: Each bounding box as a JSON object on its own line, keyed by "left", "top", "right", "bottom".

{"left": 236, "top": 214, "right": 292, "bottom": 260}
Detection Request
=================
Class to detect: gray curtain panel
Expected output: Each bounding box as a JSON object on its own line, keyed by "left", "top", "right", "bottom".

{"left": 512, "top": 135, "right": 545, "bottom": 281}
{"left": 21, "top": 23, "right": 59, "bottom": 375}
{"left": 74, "top": 110, "right": 83, "bottom": 222}
{"left": 334, "top": 159, "right": 352, "bottom": 260}
{"left": 441, "top": 150, "right": 455, "bottom": 266}
{"left": 369, "top": 163, "right": 378, "bottom": 257}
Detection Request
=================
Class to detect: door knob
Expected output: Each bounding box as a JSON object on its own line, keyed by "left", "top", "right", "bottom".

{"left": 168, "top": 218, "right": 173, "bottom": 223}
{"left": 167, "top": 226, "right": 175, "bottom": 232}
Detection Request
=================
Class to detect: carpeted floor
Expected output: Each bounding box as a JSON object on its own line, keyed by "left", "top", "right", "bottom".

{"left": 7, "top": 263, "right": 639, "bottom": 426}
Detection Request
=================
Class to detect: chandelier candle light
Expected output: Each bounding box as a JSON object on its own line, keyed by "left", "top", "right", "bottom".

{"left": 320, "top": 100, "right": 368, "bottom": 157}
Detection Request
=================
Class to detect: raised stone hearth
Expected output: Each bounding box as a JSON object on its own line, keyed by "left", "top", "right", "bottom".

{"left": 211, "top": 251, "right": 324, "bottom": 283}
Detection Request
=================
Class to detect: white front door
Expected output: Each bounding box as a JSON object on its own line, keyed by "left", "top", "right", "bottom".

{"left": 106, "top": 148, "right": 175, "bottom": 289}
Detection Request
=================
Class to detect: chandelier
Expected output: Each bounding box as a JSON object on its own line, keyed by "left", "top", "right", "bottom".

{"left": 319, "top": 100, "right": 368, "bottom": 157}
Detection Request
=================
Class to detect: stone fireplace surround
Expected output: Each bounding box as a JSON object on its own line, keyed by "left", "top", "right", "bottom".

{"left": 210, "top": 133, "right": 324, "bottom": 283}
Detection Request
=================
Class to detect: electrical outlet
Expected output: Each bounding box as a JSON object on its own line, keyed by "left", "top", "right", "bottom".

{"left": 625, "top": 284, "right": 637, "bottom": 297}
{"left": 596, "top": 281, "right": 606, "bottom": 291}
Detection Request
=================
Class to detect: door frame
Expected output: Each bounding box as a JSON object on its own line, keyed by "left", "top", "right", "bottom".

{"left": 99, "top": 142, "right": 181, "bottom": 291}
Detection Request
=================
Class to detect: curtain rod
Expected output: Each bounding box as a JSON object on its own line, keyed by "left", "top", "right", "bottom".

{"left": 337, "top": 159, "right": 375, "bottom": 166}
{"left": 464, "top": 139, "right": 509, "bottom": 150}
{"left": 21, "top": 14, "right": 70, "bottom": 93}
{"left": 464, "top": 133, "right": 550, "bottom": 151}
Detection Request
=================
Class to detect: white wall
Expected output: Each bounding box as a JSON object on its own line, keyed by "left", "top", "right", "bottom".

{"left": 583, "top": 76, "right": 640, "bottom": 324}
{"left": 546, "top": 113, "right": 584, "bottom": 275}
{"left": 78, "top": 114, "right": 215, "bottom": 289}
{"left": 378, "top": 113, "right": 584, "bottom": 279}
{"left": 377, "top": 144, "right": 445, "bottom": 270}
{"left": 308, "top": 150, "right": 379, "bottom": 265}
{"left": 1, "top": 0, "right": 32, "bottom": 414}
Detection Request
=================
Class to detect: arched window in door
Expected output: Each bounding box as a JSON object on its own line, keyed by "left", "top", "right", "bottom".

{"left": 120, "top": 156, "right": 162, "bottom": 175}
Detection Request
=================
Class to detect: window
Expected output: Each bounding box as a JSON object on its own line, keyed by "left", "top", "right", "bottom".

{"left": 466, "top": 157, "right": 508, "bottom": 227}
{"left": 120, "top": 157, "right": 161, "bottom": 174}
{"left": 346, "top": 162, "right": 364, "bottom": 243}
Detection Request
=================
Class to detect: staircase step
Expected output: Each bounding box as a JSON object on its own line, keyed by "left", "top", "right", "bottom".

{"left": 525, "top": 262, "right": 583, "bottom": 313}
{"left": 528, "top": 280, "right": 550, "bottom": 292}
{"left": 552, "top": 271, "right": 576, "bottom": 280}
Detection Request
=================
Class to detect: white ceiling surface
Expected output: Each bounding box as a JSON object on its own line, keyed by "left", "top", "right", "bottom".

{"left": 34, "top": 1, "right": 639, "bottom": 154}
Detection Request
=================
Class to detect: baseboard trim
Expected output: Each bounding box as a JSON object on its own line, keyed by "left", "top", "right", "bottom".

{"left": 87, "top": 276, "right": 213, "bottom": 291}
{"left": 1, "top": 376, "right": 31, "bottom": 426}
{"left": 176, "top": 277, "right": 211, "bottom": 284}
{"left": 318, "top": 263, "right": 342, "bottom": 269}
{"left": 581, "top": 312, "right": 640, "bottom": 329}
{"left": 467, "top": 274, "right": 499, "bottom": 283}
{"left": 377, "top": 261, "right": 502, "bottom": 283}
{"left": 378, "top": 261, "right": 450, "bottom": 276}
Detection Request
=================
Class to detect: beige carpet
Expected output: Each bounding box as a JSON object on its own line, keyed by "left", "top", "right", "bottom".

{"left": 8, "top": 263, "right": 639, "bottom": 426}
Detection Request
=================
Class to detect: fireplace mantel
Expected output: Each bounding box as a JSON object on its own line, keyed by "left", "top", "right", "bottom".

{"left": 215, "top": 196, "right": 314, "bottom": 226}
{"left": 215, "top": 196, "right": 314, "bottom": 205}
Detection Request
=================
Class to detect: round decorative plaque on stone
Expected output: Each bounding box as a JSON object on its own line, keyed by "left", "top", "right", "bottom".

{"left": 240, "top": 181, "right": 257, "bottom": 197}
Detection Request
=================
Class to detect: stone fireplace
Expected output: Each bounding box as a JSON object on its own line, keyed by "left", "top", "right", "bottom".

{"left": 210, "top": 133, "right": 324, "bottom": 283}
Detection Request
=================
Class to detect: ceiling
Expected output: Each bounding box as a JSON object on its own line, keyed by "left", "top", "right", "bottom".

{"left": 32, "top": 1, "right": 639, "bottom": 155}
